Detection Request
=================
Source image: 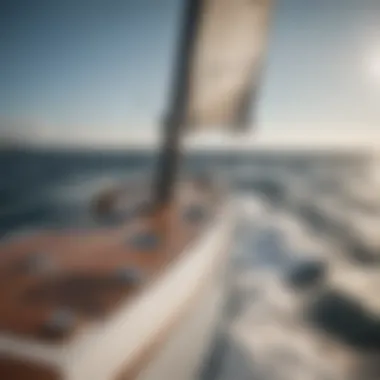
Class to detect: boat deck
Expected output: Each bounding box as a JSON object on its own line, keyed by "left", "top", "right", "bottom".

{"left": 0, "top": 181, "right": 217, "bottom": 344}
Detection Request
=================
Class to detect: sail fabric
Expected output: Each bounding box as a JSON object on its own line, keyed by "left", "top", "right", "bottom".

{"left": 186, "top": 0, "right": 272, "bottom": 131}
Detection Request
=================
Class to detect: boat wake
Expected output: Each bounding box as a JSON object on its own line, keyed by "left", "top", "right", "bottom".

{"left": 215, "top": 190, "right": 380, "bottom": 380}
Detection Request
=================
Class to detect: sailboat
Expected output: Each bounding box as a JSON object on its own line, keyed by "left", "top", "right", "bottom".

{"left": 0, "top": 0, "right": 272, "bottom": 379}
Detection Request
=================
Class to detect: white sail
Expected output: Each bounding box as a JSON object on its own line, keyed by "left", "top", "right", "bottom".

{"left": 186, "top": 0, "right": 273, "bottom": 131}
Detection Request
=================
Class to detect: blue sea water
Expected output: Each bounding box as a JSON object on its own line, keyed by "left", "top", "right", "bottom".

{"left": 0, "top": 148, "right": 154, "bottom": 235}
{"left": 0, "top": 147, "right": 241, "bottom": 236}
{"left": 0, "top": 147, "right": 372, "bottom": 237}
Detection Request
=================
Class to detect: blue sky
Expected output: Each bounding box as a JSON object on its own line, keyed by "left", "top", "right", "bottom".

{"left": 0, "top": 0, "right": 182, "bottom": 132}
{"left": 1, "top": 0, "right": 380, "bottom": 141}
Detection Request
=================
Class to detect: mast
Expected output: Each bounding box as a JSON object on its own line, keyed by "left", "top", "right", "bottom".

{"left": 153, "top": 0, "right": 204, "bottom": 206}
{"left": 153, "top": 0, "right": 273, "bottom": 206}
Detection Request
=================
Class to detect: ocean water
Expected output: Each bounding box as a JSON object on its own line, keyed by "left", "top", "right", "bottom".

{"left": 213, "top": 195, "right": 380, "bottom": 380}
{"left": 0, "top": 147, "right": 370, "bottom": 237}
{"left": 0, "top": 148, "right": 247, "bottom": 236}
{"left": 0, "top": 148, "right": 153, "bottom": 235}
{"left": 2, "top": 147, "right": 380, "bottom": 379}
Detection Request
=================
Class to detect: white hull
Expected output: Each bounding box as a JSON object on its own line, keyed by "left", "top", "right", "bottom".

{"left": 136, "top": 247, "right": 226, "bottom": 380}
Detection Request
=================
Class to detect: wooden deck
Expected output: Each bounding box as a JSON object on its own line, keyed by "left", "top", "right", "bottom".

{"left": 0, "top": 358, "right": 59, "bottom": 380}
{"left": 0, "top": 181, "right": 217, "bottom": 344}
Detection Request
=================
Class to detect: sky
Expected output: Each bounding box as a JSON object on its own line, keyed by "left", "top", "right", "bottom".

{"left": 260, "top": 0, "right": 380, "bottom": 130}
{"left": 1, "top": 0, "right": 380, "bottom": 144}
